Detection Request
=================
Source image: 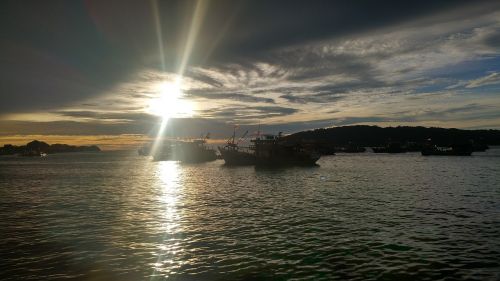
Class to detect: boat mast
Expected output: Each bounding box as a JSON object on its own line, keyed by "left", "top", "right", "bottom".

{"left": 232, "top": 125, "right": 237, "bottom": 144}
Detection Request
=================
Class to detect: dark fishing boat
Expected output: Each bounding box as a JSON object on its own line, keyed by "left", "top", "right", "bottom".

{"left": 219, "top": 128, "right": 320, "bottom": 166}
{"left": 218, "top": 129, "right": 255, "bottom": 165}
{"left": 150, "top": 136, "right": 217, "bottom": 163}
{"left": 21, "top": 150, "right": 46, "bottom": 157}
{"left": 421, "top": 144, "right": 473, "bottom": 156}
{"left": 472, "top": 143, "right": 489, "bottom": 152}
{"left": 252, "top": 134, "right": 320, "bottom": 166}
{"left": 218, "top": 145, "right": 255, "bottom": 165}
{"left": 338, "top": 142, "right": 366, "bottom": 153}
{"left": 176, "top": 139, "right": 217, "bottom": 163}
{"left": 372, "top": 142, "right": 405, "bottom": 153}
{"left": 152, "top": 141, "right": 174, "bottom": 161}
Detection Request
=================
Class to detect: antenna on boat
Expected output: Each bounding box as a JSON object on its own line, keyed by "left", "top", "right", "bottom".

{"left": 227, "top": 124, "right": 239, "bottom": 145}
{"left": 232, "top": 125, "right": 237, "bottom": 144}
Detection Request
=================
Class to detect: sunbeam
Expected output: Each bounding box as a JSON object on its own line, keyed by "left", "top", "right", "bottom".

{"left": 151, "top": 0, "right": 166, "bottom": 72}
{"left": 150, "top": 0, "right": 207, "bottom": 158}
{"left": 178, "top": 0, "right": 208, "bottom": 77}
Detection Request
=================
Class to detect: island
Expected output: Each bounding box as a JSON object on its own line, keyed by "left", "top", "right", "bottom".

{"left": 0, "top": 140, "right": 101, "bottom": 156}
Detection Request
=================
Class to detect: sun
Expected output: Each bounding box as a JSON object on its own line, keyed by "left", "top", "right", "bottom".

{"left": 148, "top": 81, "right": 194, "bottom": 120}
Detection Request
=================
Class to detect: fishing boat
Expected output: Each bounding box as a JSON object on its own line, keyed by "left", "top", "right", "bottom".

{"left": 252, "top": 133, "right": 321, "bottom": 166}
{"left": 21, "top": 150, "right": 45, "bottom": 157}
{"left": 150, "top": 135, "right": 217, "bottom": 163}
{"left": 175, "top": 139, "right": 217, "bottom": 163}
{"left": 219, "top": 128, "right": 320, "bottom": 166}
{"left": 421, "top": 144, "right": 473, "bottom": 156}
{"left": 337, "top": 142, "right": 366, "bottom": 153}
{"left": 151, "top": 141, "right": 174, "bottom": 161}
{"left": 372, "top": 142, "right": 405, "bottom": 153}
{"left": 218, "top": 129, "right": 255, "bottom": 165}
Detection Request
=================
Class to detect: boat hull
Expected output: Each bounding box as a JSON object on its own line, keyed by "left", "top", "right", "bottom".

{"left": 218, "top": 147, "right": 255, "bottom": 165}
{"left": 152, "top": 141, "right": 217, "bottom": 163}
{"left": 421, "top": 150, "right": 472, "bottom": 156}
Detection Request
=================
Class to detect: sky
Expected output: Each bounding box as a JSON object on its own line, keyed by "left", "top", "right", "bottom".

{"left": 1, "top": 0, "right": 500, "bottom": 149}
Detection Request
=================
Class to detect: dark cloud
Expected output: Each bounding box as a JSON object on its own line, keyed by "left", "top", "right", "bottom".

{"left": 208, "top": 0, "right": 493, "bottom": 59}
{"left": 334, "top": 117, "right": 396, "bottom": 126}
{"left": 186, "top": 90, "right": 275, "bottom": 104}
{"left": 54, "top": 111, "right": 156, "bottom": 122}
{"left": 2, "top": 0, "right": 497, "bottom": 114}
{"left": 0, "top": 120, "right": 152, "bottom": 136}
{"left": 419, "top": 104, "right": 496, "bottom": 119}
{"left": 484, "top": 32, "right": 500, "bottom": 48}
{"left": 280, "top": 93, "right": 345, "bottom": 104}
{"left": 200, "top": 105, "right": 298, "bottom": 121}
{"left": 0, "top": 1, "right": 141, "bottom": 114}
{"left": 0, "top": 117, "right": 300, "bottom": 138}
{"left": 185, "top": 70, "right": 224, "bottom": 88}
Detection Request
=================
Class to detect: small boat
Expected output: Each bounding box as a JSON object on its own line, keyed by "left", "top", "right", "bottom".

{"left": 473, "top": 143, "right": 489, "bottom": 152}
{"left": 337, "top": 142, "right": 366, "bottom": 153}
{"left": 21, "top": 150, "right": 44, "bottom": 157}
{"left": 372, "top": 142, "right": 405, "bottom": 153}
{"left": 421, "top": 144, "right": 473, "bottom": 156}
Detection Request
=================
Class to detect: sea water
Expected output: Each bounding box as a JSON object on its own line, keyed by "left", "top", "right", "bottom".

{"left": 1, "top": 149, "right": 499, "bottom": 280}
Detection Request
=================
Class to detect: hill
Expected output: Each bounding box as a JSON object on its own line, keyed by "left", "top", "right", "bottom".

{"left": 0, "top": 140, "right": 101, "bottom": 156}
{"left": 285, "top": 125, "right": 500, "bottom": 146}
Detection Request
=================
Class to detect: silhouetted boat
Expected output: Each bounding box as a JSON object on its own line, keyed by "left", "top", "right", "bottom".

{"left": 219, "top": 129, "right": 320, "bottom": 166}
{"left": 218, "top": 129, "right": 255, "bottom": 165}
{"left": 151, "top": 138, "right": 217, "bottom": 163}
{"left": 21, "top": 150, "right": 45, "bottom": 157}
{"left": 176, "top": 139, "right": 217, "bottom": 163}
{"left": 421, "top": 144, "right": 473, "bottom": 156}
{"left": 252, "top": 134, "right": 320, "bottom": 166}
{"left": 316, "top": 143, "right": 336, "bottom": 155}
{"left": 472, "top": 143, "right": 489, "bottom": 152}
{"left": 372, "top": 142, "right": 405, "bottom": 153}
{"left": 152, "top": 141, "right": 174, "bottom": 161}
{"left": 218, "top": 145, "right": 255, "bottom": 165}
{"left": 338, "top": 142, "right": 366, "bottom": 153}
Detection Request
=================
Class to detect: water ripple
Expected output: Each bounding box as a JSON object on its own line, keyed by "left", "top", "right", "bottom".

{"left": 1, "top": 150, "right": 500, "bottom": 280}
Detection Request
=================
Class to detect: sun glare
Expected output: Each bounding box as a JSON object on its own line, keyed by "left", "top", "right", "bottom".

{"left": 148, "top": 81, "right": 194, "bottom": 120}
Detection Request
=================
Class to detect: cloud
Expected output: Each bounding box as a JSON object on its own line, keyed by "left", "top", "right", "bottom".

{"left": 2, "top": 1, "right": 500, "bottom": 135}
{"left": 465, "top": 72, "right": 500, "bottom": 88}
{"left": 186, "top": 89, "right": 275, "bottom": 104}
{"left": 198, "top": 105, "right": 299, "bottom": 122}
{"left": 54, "top": 111, "right": 157, "bottom": 122}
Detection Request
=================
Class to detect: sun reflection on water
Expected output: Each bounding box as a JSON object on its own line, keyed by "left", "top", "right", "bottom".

{"left": 150, "top": 161, "right": 184, "bottom": 280}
